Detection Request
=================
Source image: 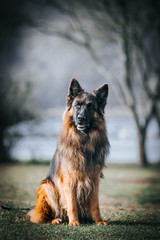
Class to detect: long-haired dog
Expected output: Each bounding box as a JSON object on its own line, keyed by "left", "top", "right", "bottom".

{"left": 28, "top": 78, "right": 110, "bottom": 226}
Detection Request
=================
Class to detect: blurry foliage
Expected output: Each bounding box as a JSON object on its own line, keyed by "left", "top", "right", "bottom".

{"left": 0, "top": 76, "right": 34, "bottom": 161}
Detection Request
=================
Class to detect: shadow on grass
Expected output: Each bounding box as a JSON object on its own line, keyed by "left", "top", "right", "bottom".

{"left": 136, "top": 169, "right": 160, "bottom": 206}
{"left": 137, "top": 185, "right": 160, "bottom": 205}
{"left": 108, "top": 220, "right": 160, "bottom": 227}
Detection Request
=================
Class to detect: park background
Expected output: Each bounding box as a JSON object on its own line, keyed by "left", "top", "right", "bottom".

{"left": 0, "top": 1, "right": 160, "bottom": 239}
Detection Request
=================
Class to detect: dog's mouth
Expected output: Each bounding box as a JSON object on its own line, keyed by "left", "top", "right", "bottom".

{"left": 77, "top": 123, "right": 86, "bottom": 131}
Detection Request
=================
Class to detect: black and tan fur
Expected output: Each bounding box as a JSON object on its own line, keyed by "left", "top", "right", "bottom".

{"left": 28, "top": 78, "right": 110, "bottom": 226}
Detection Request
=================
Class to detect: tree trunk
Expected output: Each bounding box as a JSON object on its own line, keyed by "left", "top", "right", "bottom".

{"left": 119, "top": 5, "right": 149, "bottom": 166}
{"left": 132, "top": 115, "right": 148, "bottom": 166}
{"left": 137, "top": 128, "right": 148, "bottom": 166}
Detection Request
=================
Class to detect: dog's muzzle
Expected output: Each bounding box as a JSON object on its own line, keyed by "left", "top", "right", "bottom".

{"left": 77, "top": 123, "right": 86, "bottom": 131}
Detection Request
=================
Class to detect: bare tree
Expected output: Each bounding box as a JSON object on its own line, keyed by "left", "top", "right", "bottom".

{"left": 118, "top": 0, "right": 160, "bottom": 165}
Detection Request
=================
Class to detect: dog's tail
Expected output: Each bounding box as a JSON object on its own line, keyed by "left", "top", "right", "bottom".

{"left": 1, "top": 205, "right": 30, "bottom": 214}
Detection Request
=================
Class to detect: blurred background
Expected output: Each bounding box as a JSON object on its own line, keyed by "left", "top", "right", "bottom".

{"left": 0, "top": 0, "right": 159, "bottom": 166}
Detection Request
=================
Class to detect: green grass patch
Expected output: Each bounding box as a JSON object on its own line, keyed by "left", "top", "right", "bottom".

{"left": 137, "top": 184, "right": 160, "bottom": 205}
{"left": 0, "top": 162, "right": 160, "bottom": 239}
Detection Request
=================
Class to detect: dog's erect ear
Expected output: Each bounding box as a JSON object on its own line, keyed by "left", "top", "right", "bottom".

{"left": 67, "top": 78, "right": 83, "bottom": 107}
{"left": 94, "top": 84, "right": 108, "bottom": 113}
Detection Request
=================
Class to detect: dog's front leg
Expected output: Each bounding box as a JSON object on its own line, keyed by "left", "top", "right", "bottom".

{"left": 89, "top": 181, "right": 108, "bottom": 225}
{"left": 64, "top": 183, "right": 80, "bottom": 226}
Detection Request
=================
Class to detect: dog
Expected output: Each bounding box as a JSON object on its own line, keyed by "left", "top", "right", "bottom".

{"left": 28, "top": 78, "right": 110, "bottom": 226}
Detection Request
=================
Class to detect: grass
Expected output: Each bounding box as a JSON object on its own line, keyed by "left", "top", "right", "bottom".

{"left": 0, "top": 162, "right": 160, "bottom": 240}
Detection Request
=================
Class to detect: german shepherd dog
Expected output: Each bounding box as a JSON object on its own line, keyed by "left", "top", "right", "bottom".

{"left": 28, "top": 78, "right": 110, "bottom": 226}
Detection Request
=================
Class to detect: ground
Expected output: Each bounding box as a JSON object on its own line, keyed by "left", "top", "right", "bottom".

{"left": 0, "top": 162, "right": 160, "bottom": 240}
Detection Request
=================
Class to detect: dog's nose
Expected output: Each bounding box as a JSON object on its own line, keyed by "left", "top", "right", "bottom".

{"left": 78, "top": 114, "right": 86, "bottom": 121}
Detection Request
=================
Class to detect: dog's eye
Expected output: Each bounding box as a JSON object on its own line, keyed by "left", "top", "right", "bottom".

{"left": 75, "top": 104, "right": 80, "bottom": 109}
{"left": 88, "top": 104, "right": 94, "bottom": 110}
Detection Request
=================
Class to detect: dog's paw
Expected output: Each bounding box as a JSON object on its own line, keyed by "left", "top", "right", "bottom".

{"left": 96, "top": 220, "right": 108, "bottom": 225}
{"left": 51, "top": 218, "right": 62, "bottom": 224}
{"left": 69, "top": 220, "right": 80, "bottom": 226}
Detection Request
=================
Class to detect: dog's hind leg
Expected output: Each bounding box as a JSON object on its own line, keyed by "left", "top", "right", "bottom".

{"left": 28, "top": 179, "right": 61, "bottom": 223}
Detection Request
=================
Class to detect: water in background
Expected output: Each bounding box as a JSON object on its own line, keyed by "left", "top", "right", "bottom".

{"left": 10, "top": 115, "right": 160, "bottom": 163}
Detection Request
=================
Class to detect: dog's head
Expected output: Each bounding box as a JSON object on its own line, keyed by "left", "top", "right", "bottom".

{"left": 67, "top": 78, "right": 108, "bottom": 132}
